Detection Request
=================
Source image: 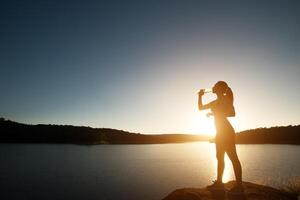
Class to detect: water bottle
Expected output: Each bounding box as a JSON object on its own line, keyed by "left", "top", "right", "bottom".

{"left": 203, "top": 88, "right": 212, "bottom": 93}
{"left": 198, "top": 88, "right": 212, "bottom": 94}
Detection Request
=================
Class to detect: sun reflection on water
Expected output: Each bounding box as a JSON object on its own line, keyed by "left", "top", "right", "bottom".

{"left": 223, "top": 156, "right": 234, "bottom": 182}
{"left": 213, "top": 154, "right": 234, "bottom": 183}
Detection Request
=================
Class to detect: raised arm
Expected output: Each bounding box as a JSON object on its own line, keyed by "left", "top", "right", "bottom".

{"left": 198, "top": 90, "right": 214, "bottom": 110}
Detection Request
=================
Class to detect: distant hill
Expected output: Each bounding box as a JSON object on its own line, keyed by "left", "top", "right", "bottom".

{"left": 236, "top": 125, "right": 300, "bottom": 144}
{"left": 0, "top": 118, "right": 209, "bottom": 144}
{"left": 0, "top": 118, "right": 299, "bottom": 144}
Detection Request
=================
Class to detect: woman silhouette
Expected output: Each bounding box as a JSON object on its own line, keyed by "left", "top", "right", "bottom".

{"left": 198, "top": 81, "right": 243, "bottom": 192}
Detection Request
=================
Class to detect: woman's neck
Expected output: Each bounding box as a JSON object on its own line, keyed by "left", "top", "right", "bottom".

{"left": 216, "top": 93, "right": 224, "bottom": 99}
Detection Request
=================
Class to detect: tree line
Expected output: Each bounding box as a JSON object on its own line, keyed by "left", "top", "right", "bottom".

{"left": 0, "top": 118, "right": 208, "bottom": 144}
{"left": 0, "top": 118, "right": 299, "bottom": 144}
{"left": 236, "top": 125, "right": 300, "bottom": 144}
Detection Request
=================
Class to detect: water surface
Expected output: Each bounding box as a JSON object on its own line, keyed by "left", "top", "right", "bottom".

{"left": 0, "top": 142, "right": 299, "bottom": 200}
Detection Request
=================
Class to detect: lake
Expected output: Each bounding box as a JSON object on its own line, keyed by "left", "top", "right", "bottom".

{"left": 0, "top": 142, "right": 299, "bottom": 200}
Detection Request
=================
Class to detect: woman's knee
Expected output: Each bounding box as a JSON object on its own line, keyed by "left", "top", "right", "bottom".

{"left": 215, "top": 143, "right": 225, "bottom": 159}
{"left": 228, "top": 153, "right": 240, "bottom": 163}
{"left": 216, "top": 152, "right": 225, "bottom": 162}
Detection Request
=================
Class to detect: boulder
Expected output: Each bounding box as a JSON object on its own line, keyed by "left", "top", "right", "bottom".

{"left": 162, "top": 181, "right": 297, "bottom": 200}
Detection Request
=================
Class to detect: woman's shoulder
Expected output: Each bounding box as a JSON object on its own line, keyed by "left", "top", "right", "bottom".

{"left": 209, "top": 100, "right": 219, "bottom": 108}
{"left": 211, "top": 98, "right": 229, "bottom": 109}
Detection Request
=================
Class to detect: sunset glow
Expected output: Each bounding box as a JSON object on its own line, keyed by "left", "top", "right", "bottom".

{"left": 189, "top": 112, "right": 215, "bottom": 135}
{"left": 0, "top": 1, "right": 299, "bottom": 134}
{"left": 1, "top": 2, "right": 300, "bottom": 200}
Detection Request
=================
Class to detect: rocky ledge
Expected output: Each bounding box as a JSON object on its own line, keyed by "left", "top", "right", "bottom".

{"left": 162, "top": 181, "right": 298, "bottom": 200}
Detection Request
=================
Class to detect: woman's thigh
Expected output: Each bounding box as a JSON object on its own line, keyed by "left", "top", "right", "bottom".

{"left": 225, "top": 142, "right": 239, "bottom": 161}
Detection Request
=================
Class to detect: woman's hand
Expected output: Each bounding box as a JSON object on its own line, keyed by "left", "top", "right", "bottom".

{"left": 198, "top": 89, "right": 205, "bottom": 96}
{"left": 206, "top": 113, "right": 214, "bottom": 118}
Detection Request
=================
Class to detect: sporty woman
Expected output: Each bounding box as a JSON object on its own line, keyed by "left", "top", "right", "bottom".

{"left": 198, "top": 81, "right": 243, "bottom": 192}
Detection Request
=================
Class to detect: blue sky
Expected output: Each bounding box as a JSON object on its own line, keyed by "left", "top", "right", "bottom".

{"left": 1, "top": 0, "right": 299, "bottom": 134}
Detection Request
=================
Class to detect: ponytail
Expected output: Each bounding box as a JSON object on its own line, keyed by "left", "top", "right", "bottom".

{"left": 225, "top": 87, "right": 235, "bottom": 117}
{"left": 225, "top": 87, "right": 234, "bottom": 104}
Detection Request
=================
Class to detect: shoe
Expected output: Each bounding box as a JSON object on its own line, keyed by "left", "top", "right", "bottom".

{"left": 228, "top": 184, "right": 244, "bottom": 194}
{"left": 206, "top": 180, "right": 224, "bottom": 190}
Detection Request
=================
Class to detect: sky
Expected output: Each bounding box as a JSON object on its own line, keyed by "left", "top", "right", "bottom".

{"left": 0, "top": 0, "right": 299, "bottom": 134}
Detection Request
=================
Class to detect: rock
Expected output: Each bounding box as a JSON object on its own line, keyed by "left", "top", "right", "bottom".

{"left": 162, "top": 181, "right": 298, "bottom": 200}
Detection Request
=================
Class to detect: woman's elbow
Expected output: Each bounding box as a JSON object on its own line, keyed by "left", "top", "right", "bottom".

{"left": 198, "top": 106, "right": 205, "bottom": 110}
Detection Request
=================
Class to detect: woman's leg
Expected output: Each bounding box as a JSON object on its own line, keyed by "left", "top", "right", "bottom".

{"left": 226, "top": 144, "right": 242, "bottom": 185}
{"left": 216, "top": 143, "right": 225, "bottom": 183}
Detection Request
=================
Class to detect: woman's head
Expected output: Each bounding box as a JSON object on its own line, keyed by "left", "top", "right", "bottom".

{"left": 213, "top": 80, "right": 234, "bottom": 103}
{"left": 213, "top": 81, "right": 229, "bottom": 95}
{"left": 213, "top": 81, "right": 235, "bottom": 116}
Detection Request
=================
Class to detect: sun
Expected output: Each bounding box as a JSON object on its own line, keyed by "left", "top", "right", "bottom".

{"left": 189, "top": 111, "right": 215, "bottom": 135}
